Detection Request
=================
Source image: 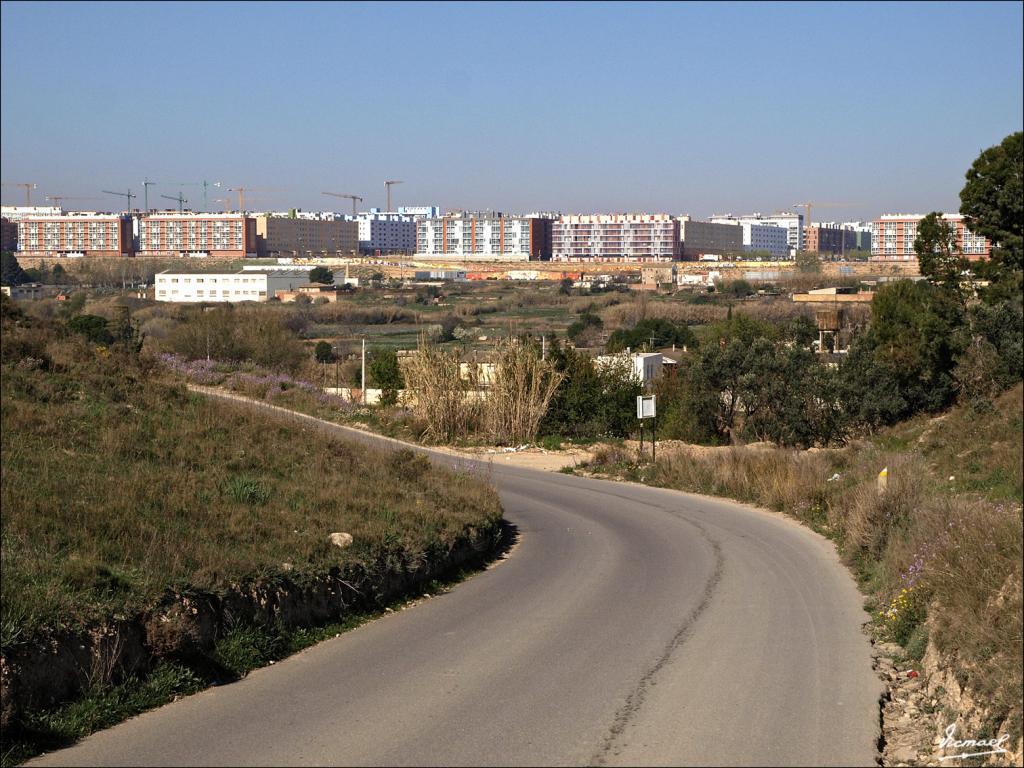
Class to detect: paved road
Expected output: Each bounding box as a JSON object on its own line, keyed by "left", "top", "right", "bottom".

{"left": 32, "top": 397, "right": 882, "bottom": 766}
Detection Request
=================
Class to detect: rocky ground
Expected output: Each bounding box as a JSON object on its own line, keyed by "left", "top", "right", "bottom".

{"left": 872, "top": 638, "right": 1022, "bottom": 767}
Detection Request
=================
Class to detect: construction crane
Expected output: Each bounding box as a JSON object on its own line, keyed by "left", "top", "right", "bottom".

{"left": 169, "top": 180, "right": 221, "bottom": 212}
{"left": 384, "top": 180, "right": 403, "bottom": 212}
{"left": 142, "top": 178, "right": 157, "bottom": 212}
{"left": 791, "top": 201, "right": 863, "bottom": 228}
{"left": 2, "top": 182, "right": 37, "bottom": 205}
{"left": 792, "top": 201, "right": 864, "bottom": 257}
{"left": 161, "top": 192, "right": 188, "bottom": 212}
{"left": 322, "top": 191, "right": 363, "bottom": 215}
{"left": 227, "top": 186, "right": 276, "bottom": 212}
{"left": 102, "top": 188, "right": 137, "bottom": 211}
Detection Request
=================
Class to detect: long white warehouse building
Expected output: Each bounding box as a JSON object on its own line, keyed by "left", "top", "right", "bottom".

{"left": 154, "top": 269, "right": 321, "bottom": 303}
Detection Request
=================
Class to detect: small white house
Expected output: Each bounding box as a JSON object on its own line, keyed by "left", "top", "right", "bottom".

{"left": 594, "top": 351, "right": 664, "bottom": 387}
{"left": 678, "top": 270, "right": 721, "bottom": 288}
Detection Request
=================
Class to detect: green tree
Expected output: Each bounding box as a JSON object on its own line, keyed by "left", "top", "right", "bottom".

{"left": 606, "top": 317, "right": 696, "bottom": 352}
{"left": 566, "top": 311, "right": 603, "bottom": 344}
{"left": 314, "top": 340, "right": 336, "bottom": 363}
{"left": 558, "top": 277, "right": 573, "bottom": 296}
{"left": 308, "top": 266, "right": 334, "bottom": 285}
{"left": 959, "top": 131, "right": 1023, "bottom": 299}
{"left": 654, "top": 358, "right": 721, "bottom": 444}
{"left": 66, "top": 314, "right": 114, "bottom": 345}
{"left": 795, "top": 250, "right": 822, "bottom": 273}
{"left": 721, "top": 279, "right": 753, "bottom": 298}
{"left": 838, "top": 281, "right": 964, "bottom": 427}
{"left": 368, "top": 348, "right": 405, "bottom": 406}
{"left": 541, "top": 341, "right": 642, "bottom": 440}
{"left": 914, "top": 211, "right": 968, "bottom": 295}
{"left": 1, "top": 252, "right": 30, "bottom": 286}
{"left": 678, "top": 313, "right": 844, "bottom": 446}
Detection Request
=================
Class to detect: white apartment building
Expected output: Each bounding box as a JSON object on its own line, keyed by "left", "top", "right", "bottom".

{"left": 552, "top": 214, "right": 679, "bottom": 261}
{"left": 1, "top": 205, "right": 64, "bottom": 220}
{"left": 154, "top": 269, "right": 320, "bottom": 303}
{"left": 712, "top": 212, "right": 803, "bottom": 254}
{"left": 397, "top": 206, "right": 441, "bottom": 219}
{"left": 416, "top": 212, "right": 552, "bottom": 260}
{"left": 258, "top": 210, "right": 346, "bottom": 221}
{"left": 741, "top": 222, "right": 790, "bottom": 257}
{"left": 346, "top": 211, "right": 416, "bottom": 254}
{"left": 709, "top": 216, "right": 790, "bottom": 258}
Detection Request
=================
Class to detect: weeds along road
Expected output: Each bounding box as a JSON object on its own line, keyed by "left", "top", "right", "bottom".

{"left": 31, "top": 391, "right": 883, "bottom": 767}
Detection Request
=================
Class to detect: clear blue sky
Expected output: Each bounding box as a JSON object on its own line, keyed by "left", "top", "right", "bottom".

{"left": 2, "top": 1, "right": 1021, "bottom": 221}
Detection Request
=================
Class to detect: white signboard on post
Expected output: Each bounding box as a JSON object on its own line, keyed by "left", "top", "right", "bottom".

{"left": 636, "top": 395, "right": 656, "bottom": 419}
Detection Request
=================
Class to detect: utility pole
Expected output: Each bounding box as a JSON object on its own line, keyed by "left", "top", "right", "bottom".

{"left": 361, "top": 338, "right": 367, "bottom": 405}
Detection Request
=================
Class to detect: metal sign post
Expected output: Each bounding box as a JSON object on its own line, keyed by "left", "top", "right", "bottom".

{"left": 636, "top": 395, "right": 656, "bottom": 461}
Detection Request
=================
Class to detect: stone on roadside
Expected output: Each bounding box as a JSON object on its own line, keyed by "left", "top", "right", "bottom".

{"left": 329, "top": 532, "right": 354, "bottom": 549}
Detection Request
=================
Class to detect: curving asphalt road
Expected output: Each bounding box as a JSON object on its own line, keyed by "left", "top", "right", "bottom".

{"left": 31, "top": 396, "right": 882, "bottom": 766}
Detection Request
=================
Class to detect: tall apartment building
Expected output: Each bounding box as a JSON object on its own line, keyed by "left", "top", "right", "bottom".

{"left": 712, "top": 212, "right": 803, "bottom": 253}
{"left": 870, "top": 213, "right": 990, "bottom": 261}
{"left": 347, "top": 211, "right": 417, "bottom": 254}
{"left": 804, "top": 224, "right": 858, "bottom": 256}
{"left": 253, "top": 215, "right": 358, "bottom": 257}
{"left": 16, "top": 213, "right": 135, "bottom": 257}
{"left": 551, "top": 214, "right": 678, "bottom": 261}
{"left": 834, "top": 221, "right": 873, "bottom": 252}
{"left": 417, "top": 212, "right": 553, "bottom": 260}
{"left": 677, "top": 217, "right": 744, "bottom": 260}
{"left": 709, "top": 215, "right": 790, "bottom": 258}
{"left": 138, "top": 213, "right": 257, "bottom": 258}
{"left": 813, "top": 221, "right": 873, "bottom": 252}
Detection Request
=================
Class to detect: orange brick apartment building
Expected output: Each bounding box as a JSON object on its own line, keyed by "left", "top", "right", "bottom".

{"left": 16, "top": 213, "right": 135, "bottom": 257}
{"left": 138, "top": 213, "right": 257, "bottom": 258}
{"left": 871, "top": 213, "right": 991, "bottom": 262}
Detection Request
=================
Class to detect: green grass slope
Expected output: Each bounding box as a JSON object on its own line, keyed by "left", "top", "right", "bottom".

{"left": 0, "top": 297, "right": 502, "bottom": 642}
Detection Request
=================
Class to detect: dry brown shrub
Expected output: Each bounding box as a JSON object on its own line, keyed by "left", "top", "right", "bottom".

{"left": 600, "top": 301, "right": 727, "bottom": 328}
{"left": 402, "top": 335, "right": 481, "bottom": 443}
{"left": 841, "top": 453, "right": 928, "bottom": 560}
{"left": 483, "top": 337, "right": 564, "bottom": 446}
{"left": 920, "top": 497, "right": 1023, "bottom": 724}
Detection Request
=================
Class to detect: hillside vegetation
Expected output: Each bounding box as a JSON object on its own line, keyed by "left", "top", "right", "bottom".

{"left": 0, "top": 294, "right": 502, "bottom": 641}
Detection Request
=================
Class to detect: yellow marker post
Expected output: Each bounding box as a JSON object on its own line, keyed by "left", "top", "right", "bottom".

{"left": 878, "top": 466, "right": 888, "bottom": 494}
